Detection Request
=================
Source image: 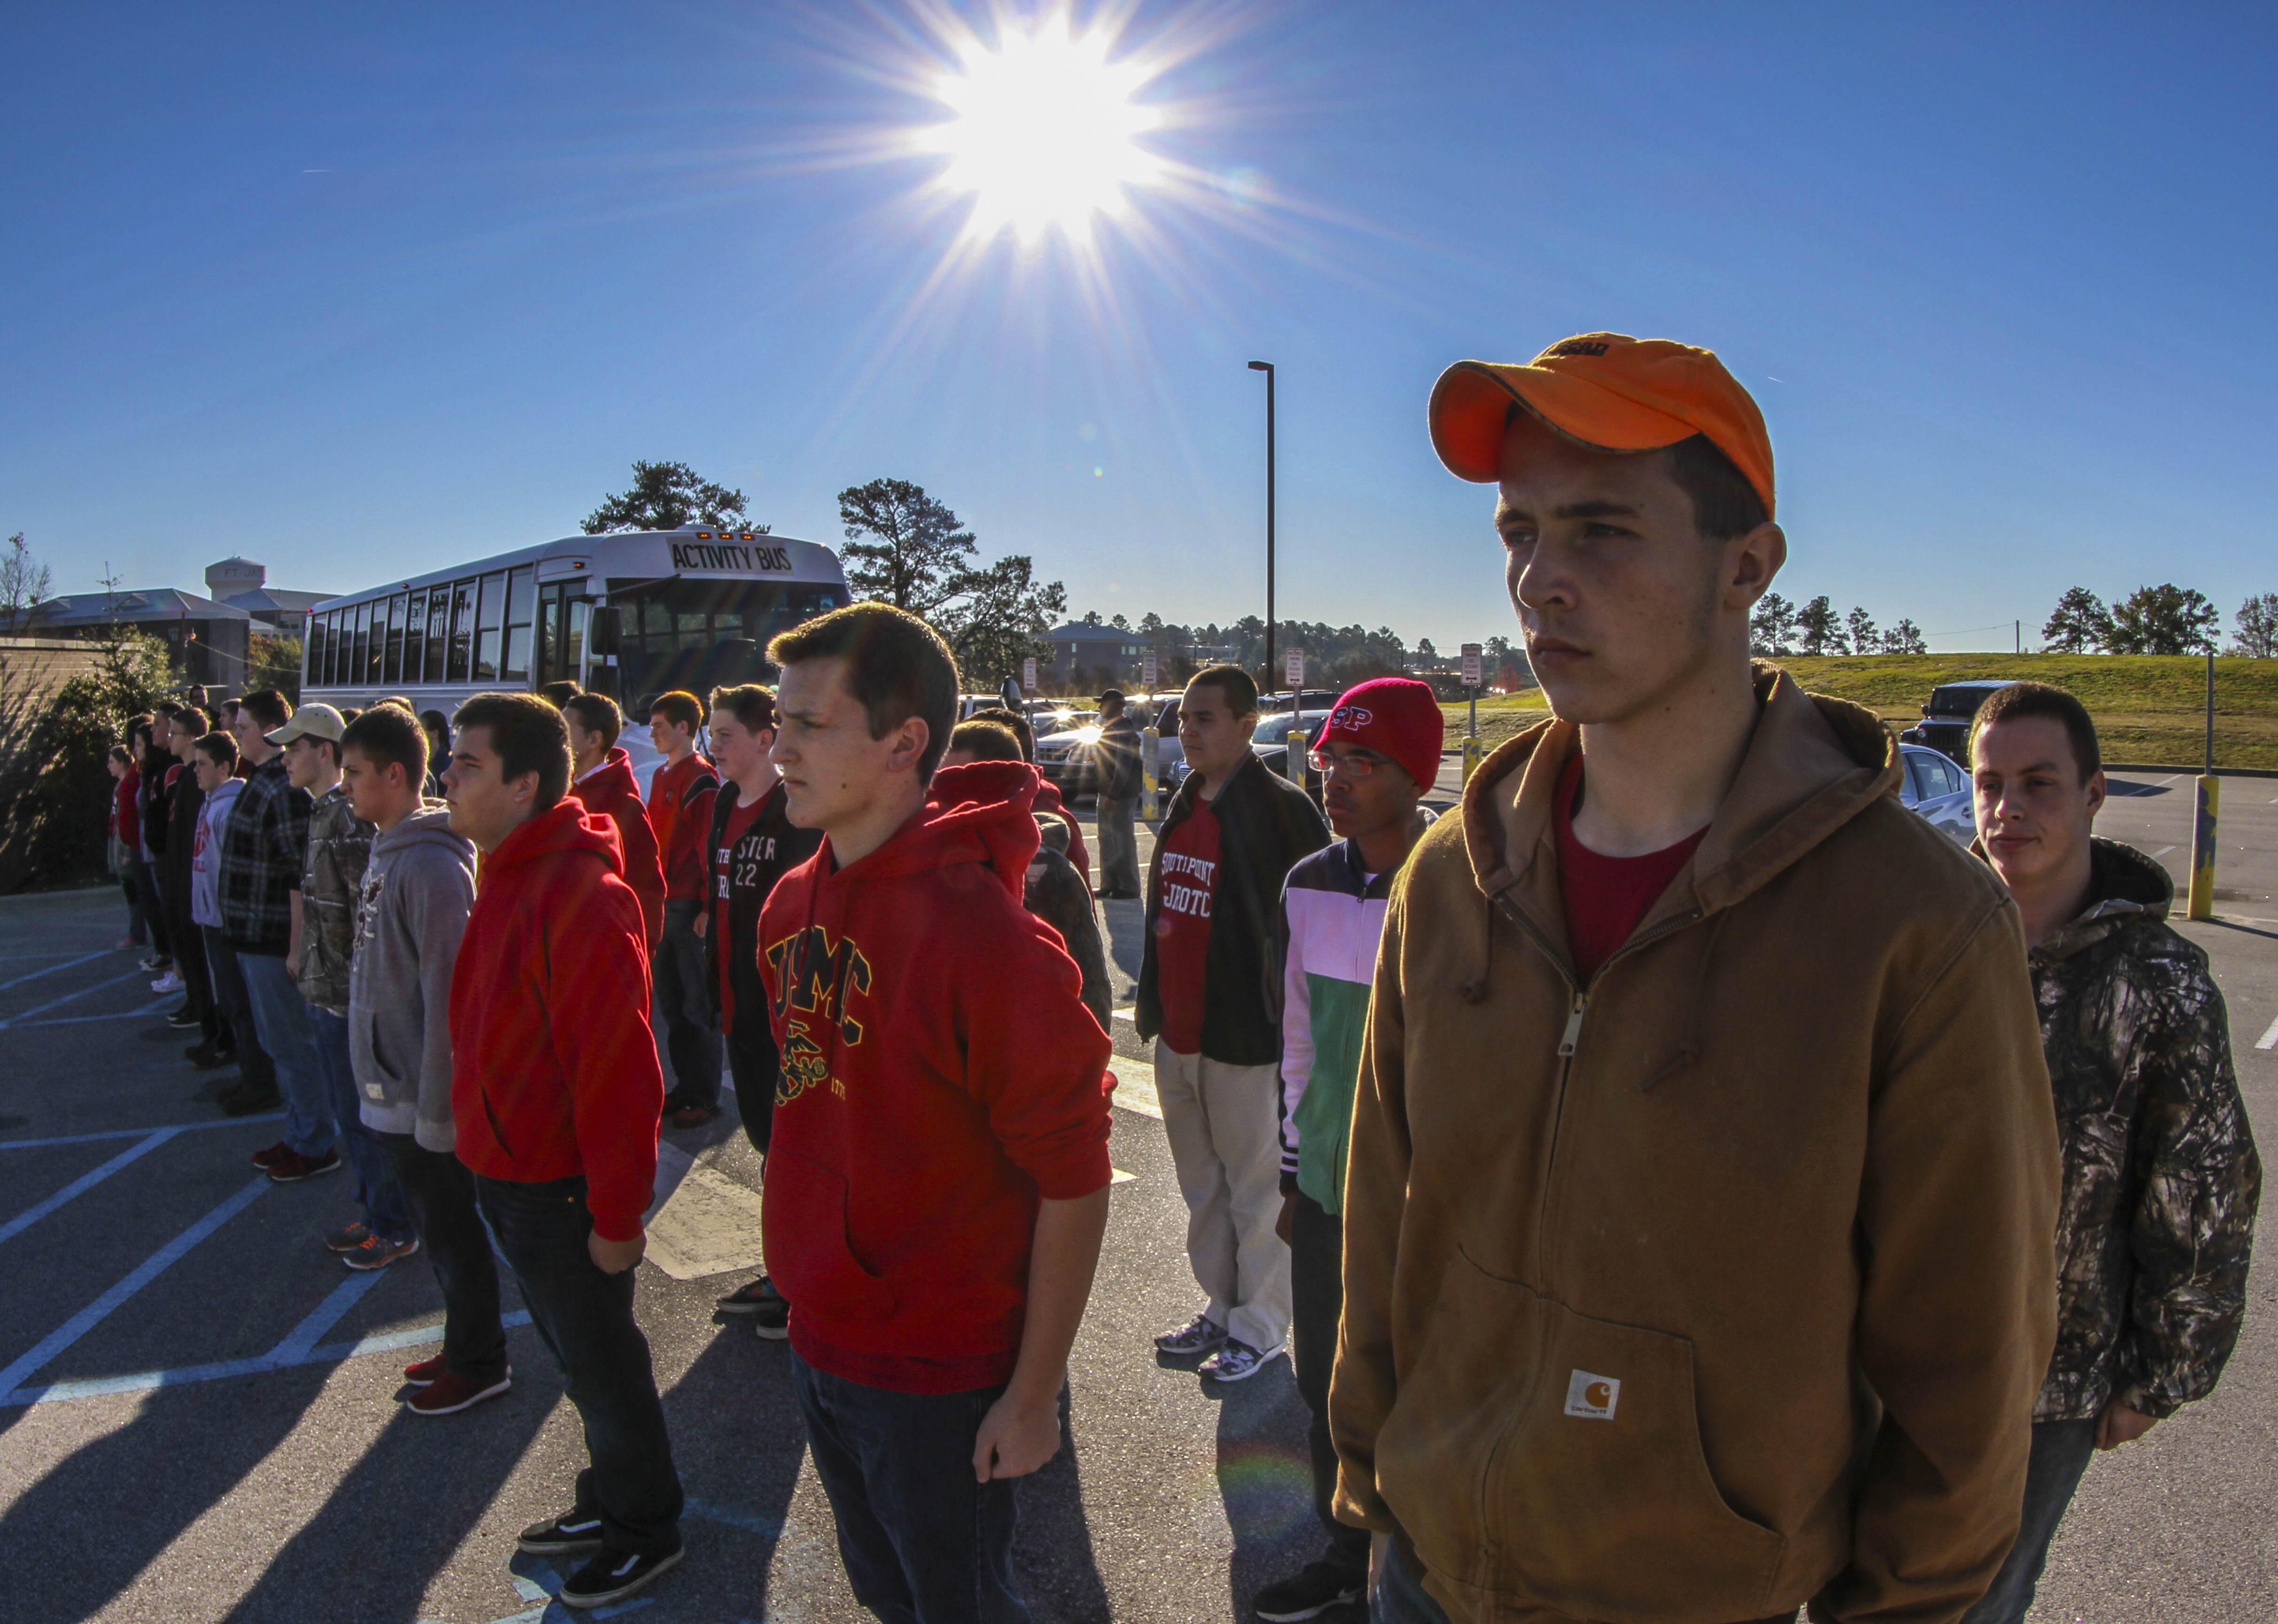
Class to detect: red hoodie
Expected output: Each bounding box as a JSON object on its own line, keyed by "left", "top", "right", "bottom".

{"left": 1030, "top": 779, "right": 1090, "bottom": 888}
{"left": 449, "top": 798, "right": 664, "bottom": 1241}
{"left": 571, "top": 746, "right": 665, "bottom": 949}
{"left": 759, "top": 759, "right": 1114, "bottom": 1393}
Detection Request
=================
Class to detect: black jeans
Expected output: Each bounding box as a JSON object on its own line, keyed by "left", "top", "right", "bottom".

{"left": 655, "top": 899, "right": 722, "bottom": 1109}
{"left": 1291, "top": 1190, "right": 1371, "bottom": 1578}
{"left": 476, "top": 1173, "right": 683, "bottom": 1557}
{"left": 792, "top": 1348, "right": 1026, "bottom": 1624}
{"left": 199, "top": 925, "right": 275, "bottom": 1094}
{"left": 168, "top": 882, "right": 216, "bottom": 1039}
{"left": 1958, "top": 1418, "right": 2099, "bottom": 1624}
{"left": 379, "top": 1132, "right": 506, "bottom": 1384}
{"left": 726, "top": 1021, "right": 779, "bottom": 1156}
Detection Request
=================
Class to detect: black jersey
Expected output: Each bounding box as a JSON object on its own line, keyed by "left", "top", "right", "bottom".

{"left": 706, "top": 780, "right": 822, "bottom": 1035}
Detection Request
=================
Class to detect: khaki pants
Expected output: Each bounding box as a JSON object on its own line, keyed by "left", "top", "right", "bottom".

{"left": 1154, "top": 1040, "right": 1291, "bottom": 1352}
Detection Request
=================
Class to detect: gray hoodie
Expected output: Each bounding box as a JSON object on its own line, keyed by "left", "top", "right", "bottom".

{"left": 349, "top": 804, "right": 476, "bottom": 1152}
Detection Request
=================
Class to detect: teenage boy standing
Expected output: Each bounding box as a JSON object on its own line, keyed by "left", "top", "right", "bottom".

{"left": 761, "top": 604, "right": 1113, "bottom": 1621}
{"left": 164, "top": 706, "right": 221, "bottom": 1060}
{"left": 565, "top": 692, "right": 665, "bottom": 950}
{"left": 277, "top": 703, "right": 415, "bottom": 1258}
{"left": 646, "top": 690, "right": 724, "bottom": 1120}
{"left": 342, "top": 705, "right": 507, "bottom": 1417}
{"left": 1961, "top": 683, "right": 2259, "bottom": 1624}
{"left": 1335, "top": 335, "right": 2060, "bottom": 1624}
{"left": 444, "top": 692, "right": 682, "bottom": 1608}
{"left": 1253, "top": 678, "right": 1441, "bottom": 1624}
{"left": 1092, "top": 688, "right": 1144, "bottom": 898}
{"left": 221, "top": 690, "right": 335, "bottom": 1178}
{"left": 696, "top": 684, "right": 820, "bottom": 1327}
{"left": 189, "top": 732, "right": 270, "bottom": 1104}
{"left": 1139, "top": 664, "right": 1329, "bottom": 1382}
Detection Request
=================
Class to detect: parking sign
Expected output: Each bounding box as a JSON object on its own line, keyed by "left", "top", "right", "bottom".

{"left": 1286, "top": 647, "right": 1305, "bottom": 688}
{"left": 1022, "top": 657, "right": 1038, "bottom": 695}
{"left": 1461, "top": 643, "right": 1483, "bottom": 688}
{"left": 1142, "top": 649, "right": 1158, "bottom": 690}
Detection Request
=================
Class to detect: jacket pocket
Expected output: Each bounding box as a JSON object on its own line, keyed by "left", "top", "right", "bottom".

{"left": 349, "top": 1006, "right": 410, "bottom": 1106}
{"left": 761, "top": 1144, "right": 896, "bottom": 1329}
{"left": 1379, "top": 1249, "right": 1784, "bottom": 1624}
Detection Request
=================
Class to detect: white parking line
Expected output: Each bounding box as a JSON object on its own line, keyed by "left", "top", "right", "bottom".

{"left": 0, "top": 968, "right": 155, "bottom": 1029}
{"left": 2150, "top": 846, "right": 2178, "bottom": 860}
{"left": 0, "top": 1175, "right": 270, "bottom": 1400}
{"left": 2256, "top": 1015, "right": 2278, "bottom": 1052}
{"left": 0, "top": 950, "right": 109, "bottom": 993}
{"left": 0, "top": 1128, "right": 184, "bottom": 1245}
{"left": 0, "top": 1113, "right": 282, "bottom": 1151}
{"left": 15, "top": 998, "right": 179, "bottom": 1029}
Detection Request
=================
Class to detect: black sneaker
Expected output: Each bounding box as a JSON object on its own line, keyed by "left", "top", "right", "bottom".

{"left": 1253, "top": 1560, "right": 1366, "bottom": 1622}
{"left": 517, "top": 1509, "right": 608, "bottom": 1555}
{"left": 559, "top": 1546, "right": 682, "bottom": 1608}
{"left": 165, "top": 1008, "right": 200, "bottom": 1029}
{"left": 220, "top": 1084, "right": 282, "bottom": 1116}
{"left": 753, "top": 1286, "right": 789, "bottom": 1341}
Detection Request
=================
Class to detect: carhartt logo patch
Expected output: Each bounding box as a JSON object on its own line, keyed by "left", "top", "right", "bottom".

{"left": 1563, "top": 1369, "right": 1620, "bottom": 1419}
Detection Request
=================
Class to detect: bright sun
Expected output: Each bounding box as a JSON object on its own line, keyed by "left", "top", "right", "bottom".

{"left": 924, "top": 17, "right": 1164, "bottom": 244}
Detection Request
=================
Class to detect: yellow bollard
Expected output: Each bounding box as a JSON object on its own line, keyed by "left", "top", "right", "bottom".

{"left": 1461, "top": 736, "right": 1485, "bottom": 785}
{"left": 2187, "top": 774, "right": 2219, "bottom": 920}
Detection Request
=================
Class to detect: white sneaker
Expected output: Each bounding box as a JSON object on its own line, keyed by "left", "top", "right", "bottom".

{"left": 150, "top": 972, "right": 183, "bottom": 994}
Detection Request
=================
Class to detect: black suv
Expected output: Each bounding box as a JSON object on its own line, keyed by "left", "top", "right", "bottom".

{"left": 1899, "top": 679, "right": 2015, "bottom": 764}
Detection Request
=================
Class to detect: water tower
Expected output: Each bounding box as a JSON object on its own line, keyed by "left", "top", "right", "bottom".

{"left": 205, "top": 557, "right": 265, "bottom": 603}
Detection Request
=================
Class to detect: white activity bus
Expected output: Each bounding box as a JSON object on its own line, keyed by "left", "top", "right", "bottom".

{"left": 300, "top": 525, "right": 850, "bottom": 715}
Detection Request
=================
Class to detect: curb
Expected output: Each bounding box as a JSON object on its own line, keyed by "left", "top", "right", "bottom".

{"left": 2104, "top": 763, "right": 2278, "bottom": 780}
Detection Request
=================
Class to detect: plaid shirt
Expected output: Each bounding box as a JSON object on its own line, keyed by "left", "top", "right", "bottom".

{"left": 218, "top": 753, "right": 312, "bottom": 957}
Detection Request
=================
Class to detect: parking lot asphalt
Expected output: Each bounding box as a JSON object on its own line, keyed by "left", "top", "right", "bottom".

{"left": 3, "top": 773, "right": 2276, "bottom": 1622}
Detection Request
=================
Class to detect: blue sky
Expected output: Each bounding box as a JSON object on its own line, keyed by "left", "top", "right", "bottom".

{"left": 4, "top": 1, "right": 2274, "bottom": 653}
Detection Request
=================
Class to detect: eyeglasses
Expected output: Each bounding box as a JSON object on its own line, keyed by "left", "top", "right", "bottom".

{"left": 1307, "top": 749, "right": 1386, "bottom": 777}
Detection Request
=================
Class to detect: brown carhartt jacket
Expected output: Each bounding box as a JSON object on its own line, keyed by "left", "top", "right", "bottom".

{"left": 1331, "top": 667, "right": 2060, "bottom": 1624}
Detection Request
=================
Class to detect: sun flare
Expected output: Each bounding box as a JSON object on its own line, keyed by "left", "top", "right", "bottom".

{"left": 922, "top": 17, "right": 1165, "bottom": 244}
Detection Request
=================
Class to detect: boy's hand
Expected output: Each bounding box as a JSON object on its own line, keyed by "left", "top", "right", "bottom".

{"left": 693, "top": 913, "right": 708, "bottom": 938}
{"left": 589, "top": 1229, "right": 647, "bottom": 1274}
{"left": 971, "top": 1390, "right": 1061, "bottom": 1480}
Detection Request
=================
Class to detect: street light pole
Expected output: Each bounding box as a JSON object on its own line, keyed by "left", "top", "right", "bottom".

{"left": 1248, "top": 359, "right": 1275, "bottom": 701}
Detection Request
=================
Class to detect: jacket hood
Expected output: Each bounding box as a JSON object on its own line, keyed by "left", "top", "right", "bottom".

{"left": 578, "top": 746, "right": 639, "bottom": 802}
{"left": 487, "top": 796, "right": 624, "bottom": 878}
{"left": 1463, "top": 661, "right": 1899, "bottom": 921}
{"left": 205, "top": 777, "right": 244, "bottom": 813}
{"left": 1032, "top": 811, "right": 1071, "bottom": 859}
{"left": 373, "top": 803, "right": 474, "bottom": 860}
{"left": 1033, "top": 778, "right": 1068, "bottom": 814}
{"left": 837, "top": 760, "right": 1042, "bottom": 895}
{"left": 2032, "top": 837, "right": 2175, "bottom": 963}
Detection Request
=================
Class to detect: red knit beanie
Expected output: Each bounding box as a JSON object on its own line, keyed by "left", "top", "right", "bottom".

{"left": 1322, "top": 678, "right": 1445, "bottom": 792}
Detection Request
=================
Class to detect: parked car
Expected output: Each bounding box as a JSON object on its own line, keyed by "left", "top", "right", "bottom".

{"left": 1249, "top": 710, "right": 1331, "bottom": 780}
{"left": 1896, "top": 741, "right": 1975, "bottom": 849}
{"left": 1899, "top": 679, "right": 2015, "bottom": 764}
{"left": 1033, "top": 711, "right": 1103, "bottom": 794}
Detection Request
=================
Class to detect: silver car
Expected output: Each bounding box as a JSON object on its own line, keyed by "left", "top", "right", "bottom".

{"left": 1899, "top": 742, "right": 1975, "bottom": 848}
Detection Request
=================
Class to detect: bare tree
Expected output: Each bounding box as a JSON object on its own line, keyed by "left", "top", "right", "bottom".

{"left": 0, "top": 533, "right": 52, "bottom": 632}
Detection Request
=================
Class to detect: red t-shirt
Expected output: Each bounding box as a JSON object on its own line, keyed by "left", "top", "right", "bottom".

{"left": 1153, "top": 797, "right": 1222, "bottom": 1054}
{"left": 1552, "top": 752, "right": 1707, "bottom": 986}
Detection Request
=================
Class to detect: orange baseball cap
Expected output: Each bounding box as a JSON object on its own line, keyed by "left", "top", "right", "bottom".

{"left": 1428, "top": 333, "right": 1775, "bottom": 517}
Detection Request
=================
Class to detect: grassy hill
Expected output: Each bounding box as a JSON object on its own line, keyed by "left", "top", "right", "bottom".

{"left": 1440, "top": 654, "right": 2278, "bottom": 768}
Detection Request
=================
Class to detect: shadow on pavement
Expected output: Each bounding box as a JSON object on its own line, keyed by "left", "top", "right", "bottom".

{"left": 1209, "top": 1356, "right": 1318, "bottom": 1620}
{"left": 0, "top": 1366, "right": 340, "bottom": 1624}
{"left": 1011, "top": 1382, "right": 1115, "bottom": 1624}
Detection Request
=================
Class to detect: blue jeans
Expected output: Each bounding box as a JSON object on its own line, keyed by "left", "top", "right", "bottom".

{"left": 200, "top": 927, "right": 275, "bottom": 1096}
{"left": 1372, "top": 1540, "right": 1451, "bottom": 1624}
{"left": 1959, "top": 1419, "right": 2099, "bottom": 1624}
{"left": 238, "top": 952, "right": 331, "bottom": 1157}
{"left": 308, "top": 1007, "right": 412, "bottom": 1242}
{"left": 476, "top": 1174, "right": 682, "bottom": 1557}
{"left": 791, "top": 1348, "right": 1026, "bottom": 1624}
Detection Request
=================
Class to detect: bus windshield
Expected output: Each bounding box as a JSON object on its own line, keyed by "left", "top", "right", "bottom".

{"left": 608, "top": 577, "right": 843, "bottom": 705}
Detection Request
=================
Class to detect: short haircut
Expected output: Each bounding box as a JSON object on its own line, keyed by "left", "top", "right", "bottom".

{"left": 1970, "top": 681, "right": 2100, "bottom": 782}
{"left": 380, "top": 694, "right": 415, "bottom": 712}
{"left": 1662, "top": 433, "right": 1769, "bottom": 543}
{"left": 713, "top": 684, "right": 778, "bottom": 734}
{"left": 339, "top": 708, "right": 362, "bottom": 725}
{"left": 1188, "top": 664, "right": 1259, "bottom": 718}
{"left": 536, "top": 679, "right": 583, "bottom": 709}
{"left": 968, "top": 705, "right": 1035, "bottom": 762}
{"left": 769, "top": 603, "right": 961, "bottom": 780}
{"left": 451, "top": 692, "right": 572, "bottom": 809}
{"left": 172, "top": 706, "right": 209, "bottom": 735}
{"left": 197, "top": 730, "right": 239, "bottom": 769}
{"left": 562, "top": 691, "right": 623, "bottom": 748}
{"left": 948, "top": 719, "right": 1024, "bottom": 762}
{"left": 240, "top": 688, "right": 292, "bottom": 731}
{"left": 649, "top": 689, "right": 705, "bottom": 733}
{"left": 154, "top": 701, "right": 181, "bottom": 719}
{"left": 342, "top": 702, "right": 429, "bottom": 786}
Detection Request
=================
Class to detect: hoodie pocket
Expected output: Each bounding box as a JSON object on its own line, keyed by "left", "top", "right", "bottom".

{"left": 1377, "top": 1249, "right": 1783, "bottom": 1623}
{"left": 761, "top": 1145, "right": 896, "bottom": 1329}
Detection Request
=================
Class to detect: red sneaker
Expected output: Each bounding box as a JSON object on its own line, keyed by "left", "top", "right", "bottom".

{"left": 267, "top": 1147, "right": 343, "bottom": 1183}
{"left": 250, "top": 1141, "right": 290, "bottom": 1169}
{"left": 405, "top": 1368, "right": 513, "bottom": 1416}
{"left": 403, "top": 1354, "right": 445, "bottom": 1387}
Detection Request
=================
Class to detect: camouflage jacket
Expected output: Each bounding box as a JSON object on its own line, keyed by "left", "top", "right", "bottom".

{"left": 2029, "top": 837, "right": 2261, "bottom": 1421}
{"left": 295, "top": 785, "right": 373, "bottom": 1012}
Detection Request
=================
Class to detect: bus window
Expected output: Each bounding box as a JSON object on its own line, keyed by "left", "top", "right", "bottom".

{"left": 384, "top": 593, "right": 408, "bottom": 684}
{"left": 344, "top": 602, "right": 364, "bottom": 690}
{"left": 402, "top": 592, "right": 424, "bottom": 682}
{"left": 567, "top": 599, "right": 593, "bottom": 695}
{"left": 503, "top": 566, "right": 533, "bottom": 683}
{"left": 475, "top": 571, "right": 506, "bottom": 681}
{"left": 536, "top": 586, "right": 561, "bottom": 685}
{"left": 424, "top": 588, "right": 449, "bottom": 683}
{"left": 447, "top": 581, "right": 474, "bottom": 683}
